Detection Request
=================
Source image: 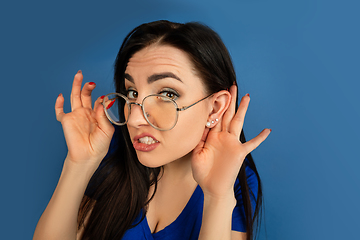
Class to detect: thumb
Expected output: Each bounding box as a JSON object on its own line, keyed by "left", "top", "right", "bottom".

{"left": 94, "top": 97, "right": 115, "bottom": 137}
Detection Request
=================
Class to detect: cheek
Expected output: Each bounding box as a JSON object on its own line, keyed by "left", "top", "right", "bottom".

{"left": 163, "top": 111, "right": 207, "bottom": 157}
{"left": 132, "top": 107, "right": 209, "bottom": 167}
{"left": 134, "top": 119, "right": 206, "bottom": 168}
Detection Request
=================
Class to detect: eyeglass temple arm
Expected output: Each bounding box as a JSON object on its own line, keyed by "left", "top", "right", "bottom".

{"left": 177, "top": 94, "right": 213, "bottom": 111}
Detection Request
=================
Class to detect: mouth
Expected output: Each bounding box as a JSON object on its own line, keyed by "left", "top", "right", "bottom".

{"left": 133, "top": 133, "right": 160, "bottom": 152}
{"left": 138, "top": 136, "right": 159, "bottom": 145}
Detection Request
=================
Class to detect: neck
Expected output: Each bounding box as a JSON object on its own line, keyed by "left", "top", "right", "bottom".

{"left": 148, "top": 151, "right": 198, "bottom": 202}
{"left": 161, "top": 151, "right": 194, "bottom": 183}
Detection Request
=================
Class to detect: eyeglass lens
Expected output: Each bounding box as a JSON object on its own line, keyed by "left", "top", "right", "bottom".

{"left": 103, "top": 94, "right": 178, "bottom": 130}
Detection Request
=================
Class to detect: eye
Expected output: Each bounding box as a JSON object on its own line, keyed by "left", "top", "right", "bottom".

{"left": 159, "top": 89, "right": 179, "bottom": 100}
{"left": 126, "top": 89, "right": 138, "bottom": 100}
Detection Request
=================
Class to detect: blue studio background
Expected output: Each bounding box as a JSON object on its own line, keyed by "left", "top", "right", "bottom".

{"left": 1, "top": 0, "right": 359, "bottom": 239}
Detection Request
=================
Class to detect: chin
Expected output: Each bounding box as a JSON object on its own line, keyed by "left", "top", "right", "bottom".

{"left": 136, "top": 152, "right": 165, "bottom": 168}
{"left": 139, "top": 161, "right": 162, "bottom": 168}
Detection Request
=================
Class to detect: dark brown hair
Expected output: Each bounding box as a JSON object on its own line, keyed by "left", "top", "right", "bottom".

{"left": 78, "top": 20, "right": 263, "bottom": 240}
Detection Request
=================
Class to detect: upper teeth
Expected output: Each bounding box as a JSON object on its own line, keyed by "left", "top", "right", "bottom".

{"left": 138, "top": 136, "right": 158, "bottom": 145}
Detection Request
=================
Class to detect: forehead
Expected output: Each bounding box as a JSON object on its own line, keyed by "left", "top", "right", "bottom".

{"left": 125, "top": 45, "right": 208, "bottom": 94}
{"left": 126, "top": 45, "right": 206, "bottom": 88}
{"left": 127, "top": 45, "right": 195, "bottom": 71}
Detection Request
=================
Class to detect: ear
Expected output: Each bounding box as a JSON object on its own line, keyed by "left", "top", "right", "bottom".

{"left": 206, "top": 90, "right": 232, "bottom": 128}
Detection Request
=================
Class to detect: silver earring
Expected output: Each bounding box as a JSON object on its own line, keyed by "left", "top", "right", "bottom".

{"left": 206, "top": 122, "right": 211, "bottom": 127}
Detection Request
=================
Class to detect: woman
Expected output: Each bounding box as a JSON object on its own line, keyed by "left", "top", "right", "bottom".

{"left": 33, "top": 20, "right": 270, "bottom": 240}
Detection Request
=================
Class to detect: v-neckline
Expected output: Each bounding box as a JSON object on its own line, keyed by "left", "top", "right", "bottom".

{"left": 142, "top": 184, "right": 202, "bottom": 239}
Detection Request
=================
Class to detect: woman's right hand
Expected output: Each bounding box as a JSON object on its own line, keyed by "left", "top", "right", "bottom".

{"left": 55, "top": 71, "right": 115, "bottom": 170}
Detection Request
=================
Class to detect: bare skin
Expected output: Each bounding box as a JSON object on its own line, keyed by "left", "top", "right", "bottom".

{"left": 33, "top": 46, "right": 270, "bottom": 240}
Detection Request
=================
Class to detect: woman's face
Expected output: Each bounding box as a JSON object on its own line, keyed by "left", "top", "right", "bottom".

{"left": 124, "top": 44, "right": 211, "bottom": 167}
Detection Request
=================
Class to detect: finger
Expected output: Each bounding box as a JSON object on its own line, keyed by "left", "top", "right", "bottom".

{"left": 211, "top": 116, "right": 222, "bottom": 132}
{"left": 200, "top": 127, "right": 210, "bottom": 144}
{"left": 81, "top": 82, "right": 96, "bottom": 109}
{"left": 102, "top": 94, "right": 116, "bottom": 110}
{"left": 55, "top": 93, "right": 65, "bottom": 122}
{"left": 94, "top": 99, "right": 115, "bottom": 136}
{"left": 221, "top": 84, "right": 237, "bottom": 132}
{"left": 70, "top": 70, "right": 83, "bottom": 111}
{"left": 193, "top": 127, "right": 210, "bottom": 154}
{"left": 243, "top": 128, "right": 271, "bottom": 154}
{"left": 94, "top": 95, "right": 105, "bottom": 111}
{"left": 229, "top": 94, "right": 250, "bottom": 139}
{"left": 105, "top": 99, "right": 116, "bottom": 110}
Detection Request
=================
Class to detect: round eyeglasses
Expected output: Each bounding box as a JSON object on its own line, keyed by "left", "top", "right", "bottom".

{"left": 102, "top": 93, "right": 212, "bottom": 131}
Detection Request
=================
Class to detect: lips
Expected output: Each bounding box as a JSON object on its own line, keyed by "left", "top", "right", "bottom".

{"left": 133, "top": 133, "right": 160, "bottom": 152}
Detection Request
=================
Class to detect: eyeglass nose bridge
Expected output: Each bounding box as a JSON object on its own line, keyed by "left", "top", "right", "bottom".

{"left": 129, "top": 101, "right": 142, "bottom": 108}
{"left": 128, "top": 102, "right": 150, "bottom": 119}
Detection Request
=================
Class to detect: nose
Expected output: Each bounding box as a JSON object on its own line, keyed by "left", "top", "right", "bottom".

{"left": 126, "top": 103, "right": 148, "bottom": 128}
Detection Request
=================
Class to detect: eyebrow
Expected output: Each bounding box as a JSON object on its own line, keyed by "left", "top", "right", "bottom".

{"left": 124, "top": 72, "right": 183, "bottom": 84}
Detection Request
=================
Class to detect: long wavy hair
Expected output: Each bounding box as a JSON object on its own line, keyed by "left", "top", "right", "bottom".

{"left": 78, "top": 20, "right": 263, "bottom": 240}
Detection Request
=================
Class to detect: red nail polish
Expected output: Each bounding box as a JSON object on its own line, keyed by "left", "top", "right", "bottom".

{"left": 89, "top": 82, "right": 95, "bottom": 85}
{"left": 100, "top": 95, "right": 105, "bottom": 99}
{"left": 77, "top": 70, "right": 82, "bottom": 74}
{"left": 58, "top": 93, "right": 62, "bottom": 97}
{"left": 246, "top": 93, "right": 250, "bottom": 97}
{"left": 106, "top": 99, "right": 116, "bottom": 109}
{"left": 269, "top": 129, "right": 272, "bottom": 132}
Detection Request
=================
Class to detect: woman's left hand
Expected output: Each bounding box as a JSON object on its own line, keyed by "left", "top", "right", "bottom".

{"left": 191, "top": 84, "right": 271, "bottom": 200}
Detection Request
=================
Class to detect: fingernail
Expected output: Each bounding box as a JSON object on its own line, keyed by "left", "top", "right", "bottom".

{"left": 269, "top": 128, "right": 272, "bottom": 132}
{"left": 100, "top": 95, "right": 105, "bottom": 99}
{"left": 246, "top": 93, "right": 250, "bottom": 97}
{"left": 77, "top": 70, "right": 82, "bottom": 74}
{"left": 58, "top": 93, "right": 62, "bottom": 97}
{"left": 106, "top": 99, "right": 116, "bottom": 109}
{"left": 89, "top": 82, "right": 96, "bottom": 85}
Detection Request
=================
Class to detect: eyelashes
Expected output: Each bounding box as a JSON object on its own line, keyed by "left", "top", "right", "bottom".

{"left": 126, "top": 89, "right": 138, "bottom": 100}
{"left": 125, "top": 87, "right": 180, "bottom": 101}
{"left": 159, "top": 88, "right": 180, "bottom": 100}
